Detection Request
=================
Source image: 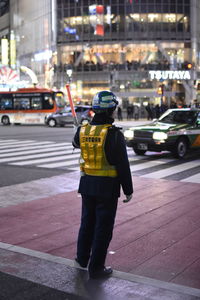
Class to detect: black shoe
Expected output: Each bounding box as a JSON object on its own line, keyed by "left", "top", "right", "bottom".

{"left": 89, "top": 267, "right": 113, "bottom": 279}
{"left": 75, "top": 258, "right": 88, "bottom": 268}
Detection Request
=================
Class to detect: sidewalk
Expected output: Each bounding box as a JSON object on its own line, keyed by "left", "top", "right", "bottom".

{"left": 1, "top": 244, "right": 199, "bottom": 300}
{"left": 1, "top": 172, "right": 200, "bottom": 299}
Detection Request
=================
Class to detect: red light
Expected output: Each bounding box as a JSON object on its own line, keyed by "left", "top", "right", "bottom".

{"left": 95, "top": 24, "right": 104, "bottom": 36}
{"left": 88, "top": 110, "right": 95, "bottom": 117}
{"left": 187, "top": 63, "right": 192, "bottom": 69}
{"left": 157, "top": 87, "right": 163, "bottom": 95}
{"left": 96, "top": 5, "right": 104, "bottom": 14}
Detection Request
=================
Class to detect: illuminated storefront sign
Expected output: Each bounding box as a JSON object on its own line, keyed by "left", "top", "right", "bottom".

{"left": 89, "top": 5, "right": 104, "bottom": 36}
{"left": 149, "top": 70, "right": 191, "bottom": 80}
{"left": 20, "top": 66, "right": 38, "bottom": 84}
{"left": 64, "top": 26, "right": 77, "bottom": 35}
{"left": 1, "top": 38, "right": 9, "bottom": 65}
{"left": 0, "top": 66, "right": 19, "bottom": 88}
{"left": 34, "top": 50, "right": 52, "bottom": 61}
{"left": 10, "top": 31, "right": 16, "bottom": 68}
{"left": 77, "top": 80, "right": 83, "bottom": 98}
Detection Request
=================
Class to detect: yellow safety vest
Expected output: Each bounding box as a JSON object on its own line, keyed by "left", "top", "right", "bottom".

{"left": 79, "top": 124, "right": 117, "bottom": 177}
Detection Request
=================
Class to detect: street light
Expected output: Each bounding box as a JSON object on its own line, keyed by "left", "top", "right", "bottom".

{"left": 157, "top": 84, "right": 164, "bottom": 105}
{"left": 66, "top": 68, "right": 73, "bottom": 83}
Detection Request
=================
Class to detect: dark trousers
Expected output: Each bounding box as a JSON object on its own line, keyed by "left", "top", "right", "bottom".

{"left": 77, "top": 194, "right": 118, "bottom": 272}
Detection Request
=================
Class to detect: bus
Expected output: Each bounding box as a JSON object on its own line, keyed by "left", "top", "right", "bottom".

{"left": 0, "top": 87, "right": 65, "bottom": 125}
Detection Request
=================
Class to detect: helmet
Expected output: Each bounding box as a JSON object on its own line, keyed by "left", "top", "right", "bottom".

{"left": 92, "top": 91, "right": 118, "bottom": 113}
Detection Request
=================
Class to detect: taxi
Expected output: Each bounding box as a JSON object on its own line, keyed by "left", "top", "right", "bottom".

{"left": 124, "top": 108, "right": 200, "bottom": 158}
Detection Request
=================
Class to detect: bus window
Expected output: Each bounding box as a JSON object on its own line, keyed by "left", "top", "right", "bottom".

{"left": 31, "top": 97, "right": 42, "bottom": 110}
{"left": 14, "top": 98, "right": 30, "bottom": 110}
{"left": 0, "top": 95, "right": 13, "bottom": 110}
{"left": 55, "top": 92, "right": 65, "bottom": 108}
{"left": 43, "top": 94, "right": 54, "bottom": 109}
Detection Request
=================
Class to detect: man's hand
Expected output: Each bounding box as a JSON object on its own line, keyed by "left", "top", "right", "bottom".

{"left": 123, "top": 194, "right": 132, "bottom": 203}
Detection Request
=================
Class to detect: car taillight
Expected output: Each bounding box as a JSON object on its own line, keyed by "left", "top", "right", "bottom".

{"left": 88, "top": 110, "right": 94, "bottom": 117}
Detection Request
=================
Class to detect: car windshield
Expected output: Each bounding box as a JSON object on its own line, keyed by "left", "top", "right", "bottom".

{"left": 55, "top": 92, "right": 66, "bottom": 108}
{"left": 159, "top": 110, "right": 198, "bottom": 124}
{"left": 58, "top": 106, "right": 72, "bottom": 113}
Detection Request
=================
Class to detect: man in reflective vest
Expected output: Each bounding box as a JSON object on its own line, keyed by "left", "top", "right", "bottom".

{"left": 72, "top": 90, "right": 133, "bottom": 279}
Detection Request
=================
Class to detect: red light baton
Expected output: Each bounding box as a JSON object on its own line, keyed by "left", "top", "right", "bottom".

{"left": 66, "top": 84, "right": 79, "bottom": 127}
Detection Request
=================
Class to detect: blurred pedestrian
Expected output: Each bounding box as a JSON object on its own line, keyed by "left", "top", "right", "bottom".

{"left": 145, "top": 103, "right": 153, "bottom": 120}
{"left": 117, "top": 106, "right": 123, "bottom": 120}
{"left": 127, "top": 105, "right": 132, "bottom": 120}
{"left": 160, "top": 103, "right": 168, "bottom": 114}
{"left": 72, "top": 90, "right": 133, "bottom": 279}
{"left": 134, "top": 105, "right": 139, "bottom": 120}
{"left": 155, "top": 104, "right": 160, "bottom": 119}
{"left": 130, "top": 104, "right": 134, "bottom": 118}
{"left": 170, "top": 101, "right": 177, "bottom": 109}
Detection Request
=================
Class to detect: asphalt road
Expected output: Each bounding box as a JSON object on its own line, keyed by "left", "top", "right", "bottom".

{"left": 0, "top": 124, "right": 200, "bottom": 188}
{"left": 0, "top": 123, "right": 129, "bottom": 187}
{"left": 0, "top": 125, "right": 75, "bottom": 187}
{"left": 0, "top": 124, "right": 75, "bottom": 143}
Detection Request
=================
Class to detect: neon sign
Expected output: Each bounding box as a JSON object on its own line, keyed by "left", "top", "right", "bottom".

{"left": 149, "top": 70, "right": 191, "bottom": 80}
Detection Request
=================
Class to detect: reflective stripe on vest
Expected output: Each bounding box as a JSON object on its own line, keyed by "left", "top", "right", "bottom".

{"left": 80, "top": 124, "right": 117, "bottom": 177}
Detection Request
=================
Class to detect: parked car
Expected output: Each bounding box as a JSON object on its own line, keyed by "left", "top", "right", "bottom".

{"left": 124, "top": 108, "right": 200, "bottom": 158}
{"left": 46, "top": 105, "right": 94, "bottom": 127}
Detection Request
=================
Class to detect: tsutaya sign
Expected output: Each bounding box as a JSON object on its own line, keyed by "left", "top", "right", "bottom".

{"left": 149, "top": 70, "right": 191, "bottom": 80}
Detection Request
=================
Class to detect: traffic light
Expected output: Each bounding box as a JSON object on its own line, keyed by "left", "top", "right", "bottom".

{"left": 157, "top": 84, "right": 164, "bottom": 95}
{"left": 185, "top": 62, "right": 193, "bottom": 70}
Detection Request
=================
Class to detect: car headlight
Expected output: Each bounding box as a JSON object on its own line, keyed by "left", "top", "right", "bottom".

{"left": 153, "top": 131, "right": 168, "bottom": 140}
{"left": 124, "top": 129, "right": 134, "bottom": 139}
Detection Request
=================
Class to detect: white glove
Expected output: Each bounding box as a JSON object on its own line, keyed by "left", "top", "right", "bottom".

{"left": 123, "top": 194, "right": 132, "bottom": 203}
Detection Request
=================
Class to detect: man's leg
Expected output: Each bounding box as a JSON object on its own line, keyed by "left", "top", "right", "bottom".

{"left": 88, "top": 197, "right": 118, "bottom": 276}
{"left": 76, "top": 194, "right": 96, "bottom": 267}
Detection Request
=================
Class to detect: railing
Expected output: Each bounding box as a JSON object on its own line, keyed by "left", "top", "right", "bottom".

{"left": 54, "top": 61, "right": 192, "bottom": 74}
{"left": 57, "top": 30, "right": 190, "bottom": 43}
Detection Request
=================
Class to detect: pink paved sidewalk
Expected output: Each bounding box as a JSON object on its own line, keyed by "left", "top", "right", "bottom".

{"left": 0, "top": 176, "right": 200, "bottom": 290}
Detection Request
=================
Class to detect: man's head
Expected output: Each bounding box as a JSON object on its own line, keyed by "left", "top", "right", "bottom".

{"left": 92, "top": 91, "right": 118, "bottom": 116}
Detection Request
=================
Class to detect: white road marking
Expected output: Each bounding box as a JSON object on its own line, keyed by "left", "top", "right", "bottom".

{"left": 141, "top": 160, "right": 200, "bottom": 179}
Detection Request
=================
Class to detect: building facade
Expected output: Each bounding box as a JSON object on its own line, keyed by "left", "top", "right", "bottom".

{"left": 0, "top": 0, "right": 200, "bottom": 108}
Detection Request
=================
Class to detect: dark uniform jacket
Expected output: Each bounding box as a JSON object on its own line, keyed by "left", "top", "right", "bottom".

{"left": 72, "top": 113, "right": 133, "bottom": 198}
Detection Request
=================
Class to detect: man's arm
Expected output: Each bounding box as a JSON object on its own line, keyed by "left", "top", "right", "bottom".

{"left": 72, "top": 126, "right": 81, "bottom": 148}
{"left": 105, "top": 128, "right": 133, "bottom": 196}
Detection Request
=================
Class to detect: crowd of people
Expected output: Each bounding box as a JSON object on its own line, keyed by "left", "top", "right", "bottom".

{"left": 145, "top": 100, "right": 200, "bottom": 120}
{"left": 117, "top": 104, "right": 140, "bottom": 121}
{"left": 145, "top": 102, "right": 169, "bottom": 120}
{"left": 56, "top": 59, "right": 190, "bottom": 73}
{"left": 116, "top": 100, "right": 200, "bottom": 121}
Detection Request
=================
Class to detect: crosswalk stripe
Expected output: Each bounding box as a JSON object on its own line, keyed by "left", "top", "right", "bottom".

{"left": 10, "top": 153, "right": 80, "bottom": 166}
{"left": 0, "top": 138, "right": 199, "bottom": 184}
{"left": 9, "top": 153, "right": 143, "bottom": 168}
{"left": 67, "top": 155, "right": 178, "bottom": 173}
{"left": 0, "top": 143, "right": 74, "bottom": 156}
{"left": 130, "top": 158, "right": 174, "bottom": 172}
{"left": 3, "top": 143, "right": 135, "bottom": 167}
{"left": 181, "top": 173, "right": 200, "bottom": 183}
{"left": 0, "top": 140, "right": 38, "bottom": 149}
{"left": 37, "top": 159, "right": 79, "bottom": 168}
{"left": 0, "top": 142, "right": 57, "bottom": 153}
{"left": 141, "top": 160, "right": 200, "bottom": 179}
{"left": 38, "top": 155, "right": 163, "bottom": 170}
{"left": 0, "top": 149, "right": 80, "bottom": 163}
{"left": 67, "top": 166, "right": 79, "bottom": 171}
{"left": 0, "top": 139, "right": 20, "bottom": 143}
